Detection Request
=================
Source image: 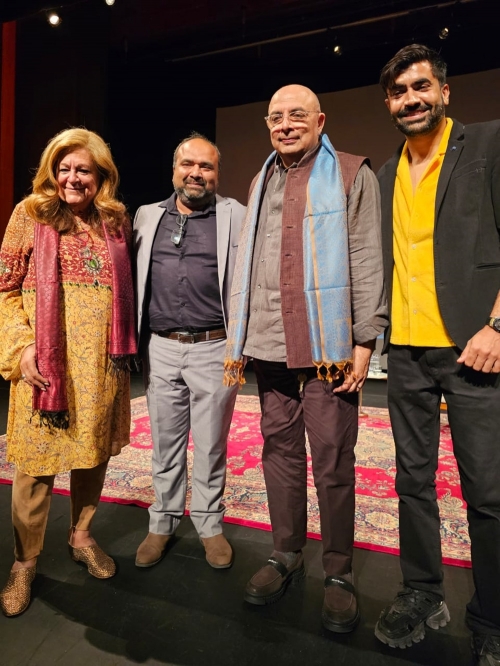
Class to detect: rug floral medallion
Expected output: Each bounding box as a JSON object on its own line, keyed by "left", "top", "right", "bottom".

{"left": 0, "top": 394, "right": 470, "bottom": 567}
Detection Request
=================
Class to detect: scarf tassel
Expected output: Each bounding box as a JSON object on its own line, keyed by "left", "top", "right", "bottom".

{"left": 109, "top": 355, "right": 132, "bottom": 375}
{"left": 223, "top": 360, "right": 246, "bottom": 387}
{"left": 313, "top": 360, "right": 353, "bottom": 382}
{"left": 31, "top": 410, "right": 70, "bottom": 430}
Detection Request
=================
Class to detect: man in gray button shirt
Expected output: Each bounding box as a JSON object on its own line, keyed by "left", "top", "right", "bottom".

{"left": 224, "top": 85, "right": 388, "bottom": 631}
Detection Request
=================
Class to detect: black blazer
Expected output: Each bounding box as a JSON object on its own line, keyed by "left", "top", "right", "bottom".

{"left": 378, "top": 118, "right": 500, "bottom": 351}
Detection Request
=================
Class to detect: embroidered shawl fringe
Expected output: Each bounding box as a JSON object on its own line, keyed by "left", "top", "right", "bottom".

{"left": 313, "top": 360, "right": 353, "bottom": 382}
{"left": 31, "top": 410, "right": 70, "bottom": 430}
{"left": 109, "top": 355, "right": 132, "bottom": 375}
{"left": 223, "top": 360, "right": 246, "bottom": 387}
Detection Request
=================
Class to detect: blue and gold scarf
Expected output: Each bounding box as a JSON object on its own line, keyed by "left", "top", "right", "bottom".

{"left": 224, "top": 134, "right": 352, "bottom": 386}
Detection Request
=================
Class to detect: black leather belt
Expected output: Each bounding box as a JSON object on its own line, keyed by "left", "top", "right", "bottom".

{"left": 152, "top": 328, "right": 227, "bottom": 344}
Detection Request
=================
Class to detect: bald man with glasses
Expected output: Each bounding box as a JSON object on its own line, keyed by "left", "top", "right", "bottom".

{"left": 224, "top": 85, "right": 387, "bottom": 631}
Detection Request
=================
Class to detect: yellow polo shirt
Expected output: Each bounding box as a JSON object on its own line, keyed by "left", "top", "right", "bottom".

{"left": 391, "top": 118, "right": 455, "bottom": 347}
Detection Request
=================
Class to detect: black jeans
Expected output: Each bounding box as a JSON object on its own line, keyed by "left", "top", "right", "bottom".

{"left": 388, "top": 345, "right": 500, "bottom": 636}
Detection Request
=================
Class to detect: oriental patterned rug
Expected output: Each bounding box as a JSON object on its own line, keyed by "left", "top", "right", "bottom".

{"left": 0, "top": 394, "right": 471, "bottom": 567}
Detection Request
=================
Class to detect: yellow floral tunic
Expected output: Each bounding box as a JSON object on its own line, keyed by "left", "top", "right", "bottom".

{"left": 0, "top": 202, "right": 131, "bottom": 476}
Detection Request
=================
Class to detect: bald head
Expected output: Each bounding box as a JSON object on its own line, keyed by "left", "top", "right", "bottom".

{"left": 268, "top": 85, "right": 321, "bottom": 115}
{"left": 267, "top": 84, "right": 326, "bottom": 167}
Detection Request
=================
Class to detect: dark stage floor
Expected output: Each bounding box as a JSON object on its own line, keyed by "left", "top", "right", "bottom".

{"left": 0, "top": 374, "right": 477, "bottom": 666}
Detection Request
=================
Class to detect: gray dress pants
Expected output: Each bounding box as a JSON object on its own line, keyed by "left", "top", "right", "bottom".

{"left": 146, "top": 333, "right": 238, "bottom": 537}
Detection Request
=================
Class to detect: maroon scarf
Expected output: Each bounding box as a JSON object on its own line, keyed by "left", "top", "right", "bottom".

{"left": 33, "top": 222, "right": 137, "bottom": 428}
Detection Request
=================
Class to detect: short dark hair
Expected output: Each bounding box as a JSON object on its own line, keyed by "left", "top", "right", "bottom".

{"left": 380, "top": 44, "right": 447, "bottom": 93}
{"left": 172, "top": 132, "right": 221, "bottom": 171}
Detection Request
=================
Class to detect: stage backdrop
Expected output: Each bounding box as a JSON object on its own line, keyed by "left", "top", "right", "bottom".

{"left": 216, "top": 67, "right": 500, "bottom": 204}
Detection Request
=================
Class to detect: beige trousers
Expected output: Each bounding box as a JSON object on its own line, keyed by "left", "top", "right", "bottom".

{"left": 12, "top": 461, "right": 108, "bottom": 561}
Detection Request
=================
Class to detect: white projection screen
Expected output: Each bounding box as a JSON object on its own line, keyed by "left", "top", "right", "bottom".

{"left": 216, "top": 68, "right": 500, "bottom": 204}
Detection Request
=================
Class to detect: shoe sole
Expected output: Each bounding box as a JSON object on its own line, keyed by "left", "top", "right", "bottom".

{"left": 71, "top": 556, "right": 117, "bottom": 579}
{"left": 135, "top": 552, "right": 166, "bottom": 569}
{"left": 206, "top": 558, "right": 234, "bottom": 569}
{"left": 322, "top": 608, "right": 360, "bottom": 634}
{"left": 374, "top": 602, "right": 451, "bottom": 649}
{"left": 199, "top": 537, "right": 234, "bottom": 569}
{"left": 244, "top": 564, "right": 306, "bottom": 606}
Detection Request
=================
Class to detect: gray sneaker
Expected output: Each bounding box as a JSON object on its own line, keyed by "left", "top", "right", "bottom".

{"left": 375, "top": 586, "right": 450, "bottom": 648}
{"left": 472, "top": 634, "right": 500, "bottom": 665}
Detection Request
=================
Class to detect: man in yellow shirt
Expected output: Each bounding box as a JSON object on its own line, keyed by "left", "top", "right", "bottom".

{"left": 375, "top": 44, "right": 500, "bottom": 666}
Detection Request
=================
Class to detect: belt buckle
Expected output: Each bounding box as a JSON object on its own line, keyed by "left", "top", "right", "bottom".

{"left": 178, "top": 332, "right": 195, "bottom": 344}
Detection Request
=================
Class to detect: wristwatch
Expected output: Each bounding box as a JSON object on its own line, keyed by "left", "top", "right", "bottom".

{"left": 486, "top": 316, "right": 500, "bottom": 333}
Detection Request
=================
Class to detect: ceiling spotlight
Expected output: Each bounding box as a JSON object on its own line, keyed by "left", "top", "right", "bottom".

{"left": 332, "top": 44, "right": 342, "bottom": 56}
{"left": 439, "top": 26, "right": 450, "bottom": 40}
{"left": 105, "top": 0, "right": 116, "bottom": 5}
{"left": 47, "top": 12, "right": 62, "bottom": 26}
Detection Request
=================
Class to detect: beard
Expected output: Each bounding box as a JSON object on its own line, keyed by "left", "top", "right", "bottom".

{"left": 174, "top": 180, "right": 214, "bottom": 209}
{"left": 392, "top": 101, "right": 446, "bottom": 137}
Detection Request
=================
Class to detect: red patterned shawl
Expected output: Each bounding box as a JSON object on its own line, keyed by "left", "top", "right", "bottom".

{"left": 33, "top": 222, "right": 136, "bottom": 428}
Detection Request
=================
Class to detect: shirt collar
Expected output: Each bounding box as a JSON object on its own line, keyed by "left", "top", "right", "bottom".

{"left": 159, "top": 192, "right": 216, "bottom": 217}
{"left": 401, "top": 117, "right": 454, "bottom": 162}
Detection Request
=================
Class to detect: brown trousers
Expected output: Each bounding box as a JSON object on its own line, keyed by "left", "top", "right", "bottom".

{"left": 12, "top": 460, "right": 108, "bottom": 561}
{"left": 253, "top": 360, "right": 359, "bottom": 576}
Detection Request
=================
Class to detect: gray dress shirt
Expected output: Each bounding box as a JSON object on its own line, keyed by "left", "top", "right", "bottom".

{"left": 243, "top": 162, "right": 386, "bottom": 362}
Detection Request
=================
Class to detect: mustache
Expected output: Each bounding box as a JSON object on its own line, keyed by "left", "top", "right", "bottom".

{"left": 397, "top": 103, "right": 432, "bottom": 119}
{"left": 185, "top": 177, "right": 206, "bottom": 186}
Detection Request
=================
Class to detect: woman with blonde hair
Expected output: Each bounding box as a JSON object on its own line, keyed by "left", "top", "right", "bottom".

{"left": 0, "top": 128, "right": 136, "bottom": 617}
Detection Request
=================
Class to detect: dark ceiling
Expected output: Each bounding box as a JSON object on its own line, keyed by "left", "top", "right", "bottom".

{"left": 2, "top": 0, "right": 498, "bottom": 67}
{"left": 0, "top": 0, "right": 83, "bottom": 23}
{"left": 4, "top": 0, "right": 498, "bottom": 116}
{"left": 4, "top": 0, "right": 499, "bottom": 213}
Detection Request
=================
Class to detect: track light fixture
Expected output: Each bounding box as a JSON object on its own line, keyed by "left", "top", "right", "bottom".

{"left": 439, "top": 26, "right": 450, "bottom": 40}
{"left": 47, "top": 12, "right": 62, "bottom": 26}
{"left": 332, "top": 44, "right": 342, "bottom": 56}
{"left": 105, "top": 0, "right": 116, "bottom": 5}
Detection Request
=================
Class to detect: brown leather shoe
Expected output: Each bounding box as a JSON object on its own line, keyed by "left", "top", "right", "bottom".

{"left": 200, "top": 534, "right": 233, "bottom": 569}
{"left": 322, "top": 572, "right": 360, "bottom": 633}
{"left": 135, "top": 533, "right": 172, "bottom": 568}
{"left": 244, "top": 552, "right": 305, "bottom": 605}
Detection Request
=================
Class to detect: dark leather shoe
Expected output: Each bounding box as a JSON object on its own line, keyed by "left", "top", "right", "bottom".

{"left": 244, "top": 552, "right": 305, "bottom": 605}
{"left": 322, "top": 572, "right": 360, "bottom": 633}
{"left": 135, "top": 533, "right": 172, "bottom": 568}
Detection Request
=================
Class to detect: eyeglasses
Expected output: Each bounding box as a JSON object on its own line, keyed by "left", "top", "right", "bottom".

{"left": 171, "top": 214, "right": 188, "bottom": 246}
{"left": 264, "top": 110, "right": 319, "bottom": 128}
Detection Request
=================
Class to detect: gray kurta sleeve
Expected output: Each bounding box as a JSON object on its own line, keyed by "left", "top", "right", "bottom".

{"left": 347, "top": 164, "right": 389, "bottom": 345}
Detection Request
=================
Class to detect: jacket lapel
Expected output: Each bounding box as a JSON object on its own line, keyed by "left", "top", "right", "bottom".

{"left": 379, "top": 150, "right": 401, "bottom": 305}
{"left": 215, "top": 194, "right": 230, "bottom": 299}
{"left": 136, "top": 204, "right": 164, "bottom": 328}
{"left": 435, "top": 120, "right": 465, "bottom": 222}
